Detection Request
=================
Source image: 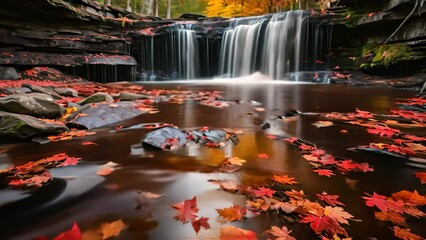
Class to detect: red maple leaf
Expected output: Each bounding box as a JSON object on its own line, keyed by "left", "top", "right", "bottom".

{"left": 362, "top": 192, "right": 404, "bottom": 213}
{"left": 9, "top": 171, "right": 52, "bottom": 187}
{"left": 285, "top": 137, "right": 298, "bottom": 143}
{"left": 313, "top": 169, "right": 335, "bottom": 177}
{"left": 191, "top": 217, "right": 210, "bottom": 234}
{"left": 171, "top": 196, "right": 199, "bottom": 223}
{"left": 216, "top": 205, "right": 246, "bottom": 222}
{"left": 403, "top": 135, "right": 426, "bottom": 142}
{"left": 311, "top": 149, "right": 325, "bottom": 157}
{"left": 336, "top": 160, "right": 357, "bottom": 172}
{"left": 316, "top": 191, "right": 345, "bottom": 206}
{"left": 414, "top": 172, "right": 426, "bottom": 184}
{"left": 271, "top": 175, "right": 298, "bottom": 185}
{"left": 354, "top": 109, "right": 374, "bottom": 119}
{"left": 367, "top": 125, "right": 400, "bottom": 138}
{"left": 319, "top": 155, "right": 336, "bottom": 165}
{"left": 257, "top": 153, "right": 270, "bottom": 159}
{"left": 299, "top": 143, "right": 315, "bottom": 151}
{"left": 254, "top": 187, "right": 276, "bottom": 197}
{"left": 300, "top": 214, "right": 347, "bottom": 236}
{"left": 82, "top": 141, "right": 97, "bottom": 146}
{"left": 57, "top": 157, "right": 81, "bottom": 167}
{"left": 52, "top": 222, "right": 81, "bottom": 240}
{"left": 391, "top": 226, "right": 424, "bottom": 240}
{"left": 354, "top": 162, "right": 374, "bottom": 172}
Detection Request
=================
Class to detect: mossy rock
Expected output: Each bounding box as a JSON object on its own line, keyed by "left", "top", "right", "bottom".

{"left": 358, "top": 43, "right": 414, "bottom": 71}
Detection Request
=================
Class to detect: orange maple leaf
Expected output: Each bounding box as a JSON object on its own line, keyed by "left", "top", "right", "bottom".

{"left": 271, "top": 175, "right": 298, "bottom": 185}
{"left": 217, "top": 205, "right": 246, "bottom": 222}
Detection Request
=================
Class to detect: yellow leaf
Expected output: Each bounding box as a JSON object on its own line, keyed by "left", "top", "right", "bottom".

{"left": 99, "top": 219, "right": 127, "bottom": 239}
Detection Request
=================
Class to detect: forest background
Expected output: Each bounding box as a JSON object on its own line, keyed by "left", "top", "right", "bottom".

{"left": 97, "top": 0, "right": 331, "bottom": 19}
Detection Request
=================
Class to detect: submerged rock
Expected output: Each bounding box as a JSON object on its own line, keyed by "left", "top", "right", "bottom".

{"left": 78, "top": 92, "right": 114, "bottom": 105}
{"left": 66, "top": 102, "right": 146, "bottom": 129}
{"left": 0, "top": 111, "right": 68, "bottom": 139}
{"left": 0, "top": 93, "right": 64, "bottom": 118}
{"left": 142, "top": 126, "right": 188, "bottom": 150}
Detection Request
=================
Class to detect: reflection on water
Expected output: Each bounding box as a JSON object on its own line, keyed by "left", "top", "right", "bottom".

{"left": 0, "top": 83, "right": 424, "bottom": 239}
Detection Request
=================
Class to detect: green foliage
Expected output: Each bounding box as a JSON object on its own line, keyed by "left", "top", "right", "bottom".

{"left": 359, "top": 43, "right": 412, "bottom": 70}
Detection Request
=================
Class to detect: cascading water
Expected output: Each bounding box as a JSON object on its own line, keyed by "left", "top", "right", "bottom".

{"left": 218, "top": 10, "right": 330, "bottom": 80}
{"left": 134, "top": 23, "right": 199, "bottom": 80}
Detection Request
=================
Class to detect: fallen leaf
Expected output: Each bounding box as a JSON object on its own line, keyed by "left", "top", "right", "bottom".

{"left": 96, "top": 166, "right": 115, "bottom": 176}
{"left": 217, "top": 205, "right": 246, "bottom": 222}
{"left": 391, "top": 226, "right": 424, "bottom": 240}
{"left": 191, "top": 216, "right": 211, "bottom": 234}
{"left": 375, "top": 211, "right": 407, "bottom": 227}
{"left": 414, "top": 172, "right": 426, "bottom": 184}
{"left": 272, "top": 175, "right": 298, "bottom": 185}
{"left": 99, "top": 219, "right": 127, "bottom": 239}
{"left": 258, "top": 153, "right": 270, "bottom": 159}
{"left": 362, "top": 192, "right": 404, "bottom": 213}
{"left": 317, "top": 192, "right": 345, "bottom": 207}
{"left": 227, "top": 156, "right": 246, "bottom": 166}
{"left": 267, "top": 225, "right": 296, "bottom": 240}
{"left": 391, "top": 190, "right": 426, "bottom": 205}
{"left": 324, "top": 206, "right": 354, "bottom": 225}
{"left": 340, "top": 130, "right": 348, "bottom": 134}
{"left": 82, "top": 141, "right": 98, "bottom": 146}
{"left": 171, "top": 196, "right": 199, "bottom": 223}
{"left": 50, "top": 222, "right": 81, "bottom": 240}
{"left": 254, "top": 107, "right": 265, "bottom": 112}
{"left": 220, "top": 225, "right": 257, "bottom": 240}
{"left": 300, "top": 214, "right": 347, "bottom": 236}
{"left": 254, "top": 187, "right": 276, "bottom": 198}
{"left": 313, "top": 169, "right": 335, "bottom": 177}
{"left": 312, "top": 121, "right": 334, "bottom": 128}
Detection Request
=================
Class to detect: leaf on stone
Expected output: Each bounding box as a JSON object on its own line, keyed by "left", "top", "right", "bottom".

{"left": 96, "top": 166, "right": 115, "bottom": 176}
{"left": 391, "top": 226, "right": 424, "bottom": 240}
{"left": 216, "top": 205, "right": 246, "bottom": 222}
{"left": 52, "top": 222, "right": 81, "bottom": 240}
{"left": 271, "top": 175, "right": 298, "bottom": 185}
{"left": 220, "top": 225, "right": 257, "bottom": 240}
{"left": 99, "top": 219, "right": 127, "bottom": 240}
{"left": 367, "top": 125, "right": 400, "bottom": 138}
{"left": 9, "top": 171, "right": 52, "bottom": 187}
{"left": 267, "top": 225, "right": 296, "bottom": 240}
{"left": 317, "top": 192, "right": 345, "bottom": 207}
{"left": 191, "top": 217, "right": 211, "bottom": 234}
{"left": 171, "top": 196, "right": 199, "bottom": 223}
{"left": 57, "top": 157, "right": 81, "bottom": 167}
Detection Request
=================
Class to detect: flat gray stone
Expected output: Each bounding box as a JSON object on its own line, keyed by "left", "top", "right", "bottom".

{"left": 78, "top": 92, "right": 113, "bottom": 105}
{"left": 0, "top": 93, "right": 64, "bottom": 118}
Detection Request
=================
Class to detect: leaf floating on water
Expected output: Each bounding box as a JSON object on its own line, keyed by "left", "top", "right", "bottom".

{"left": 96, "top": 162, "right": 120, "bottom": 176}
{"left": 313, "top": 169, "right": 335, "bottom": 177}
{"left": 82, "top": 141, "right": 97, "bottom": 146}
{"left": 414, "top": 172, "right": 426, "bottom": 184}
{"left": 171, "top": 196, "right": 199, "bottom": 223}
{"left": 257, "top": 153, "right": 270, "bottom": 159}
{"left": 219, "top": 225, "right": 257, "bottom": 240}
{"left": 312, "top": 121, "right": 334, "bottom": 128}
{"left": 191, "top": 216, "right": 211, "bottom": 234}
{"left": 99, "top": 219, "right": 127, "bottom": 240}
{"left": 227, "top": 156, "right": 246, "bottom": 166}
{"left": 52, "top": 222, "right": 81, "bottom": 240}
{"left": 316, "top": 191, "right": 346, "bottom": 207}
{"left": 267, "top": 225, "right": 296, "bottom": 240}
{"left": 271, "top": 175, "right": 298, "bottom": 185}
{"left": 391, "top": 226, "right": 424, "bottom": 240}
{"left": 216, "top": 205, "right": 246, "bottom": 222}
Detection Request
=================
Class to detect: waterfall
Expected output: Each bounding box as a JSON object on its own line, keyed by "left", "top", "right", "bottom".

{"left": 219, "top": 10, "right": 322, "bottom": 80}
{"left": 135, "top": 23, "right": 199, "bottom": 80}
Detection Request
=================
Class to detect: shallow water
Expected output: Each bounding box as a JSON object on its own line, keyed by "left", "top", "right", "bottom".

{"left": 0, "top": 83, "right": 424, "bottom": 239}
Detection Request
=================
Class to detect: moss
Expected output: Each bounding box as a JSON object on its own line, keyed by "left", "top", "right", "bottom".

{"left": 0, "top": 117, "right": 26, "bottom": 136}
{"left": 358, "top": 43, "right": 412, "bottom": 71}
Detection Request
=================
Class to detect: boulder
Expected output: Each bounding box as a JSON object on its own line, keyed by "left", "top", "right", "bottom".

{"left": 0, "top": 87, "right": 32, "bottom": 95}
{"left": 0, "top": 67, "right": 19, "bottom": 80}
{"left": 78, "top": 92, "right": 114, "bottom": 105}
{"left": 118, "top": 92, "right": 152, "bottom": 101}
{"left": 0, "top": 93, "right": 64, "bottom": 118}
{"left": 19, "top": 67, "right": 66, "bottom": 81}
{"left": 54, "top": 87, "right": 79, "bottom": 97}
{"left": 66, "top": 102, "right": 146, "bottom": 129}
{"left": 0, "top": 111, "right": 68, "bottom": 139}
{"left": 22, "top": 84, "right": 62, "bottom": 99}
{"left": 142, "top": 126, "right": 188, "bottom": 150}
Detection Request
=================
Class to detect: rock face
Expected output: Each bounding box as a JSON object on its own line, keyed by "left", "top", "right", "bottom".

{"left": 0, "top": 93, "right": 64, "bottom": 119}
{"left": 66, "top": 102, "right": 146, "bottom": 129}
{"left": 0, "top": 111, "right": 68, "bottom": 139}
{"left": 331, "top": 0, "right": 426, "bottom": 73}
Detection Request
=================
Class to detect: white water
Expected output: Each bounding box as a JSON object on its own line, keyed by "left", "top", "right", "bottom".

{"left": 219, "top": 10, "right": 308, "bottom": 80}
{"left": 175, "top": 25, "right": 199, "bottom": 79}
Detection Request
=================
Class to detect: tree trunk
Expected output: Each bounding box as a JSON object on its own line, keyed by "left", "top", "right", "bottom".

{"left": 126, "top": 0, "right": 132, "bottom": 11}
{"left": 106, "top": 0, "right": 111, "bottom": 5}
{"left": 167, "top": 0, "right": 171, "bottom": 18}
{"left": 154, "top": 0, "right": 158, "bottom": 17}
